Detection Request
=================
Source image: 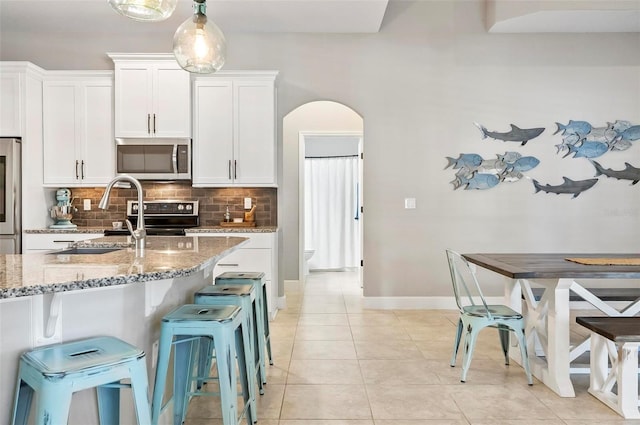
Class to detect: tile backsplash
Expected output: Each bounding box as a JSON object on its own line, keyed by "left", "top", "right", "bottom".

{"left": 65, "top": 183, "right": 277, "bottom": 228}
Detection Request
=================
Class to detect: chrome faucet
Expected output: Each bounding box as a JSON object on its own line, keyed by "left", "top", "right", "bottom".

{"left": 99, "top": 175, "right": 146, "bottom": 254}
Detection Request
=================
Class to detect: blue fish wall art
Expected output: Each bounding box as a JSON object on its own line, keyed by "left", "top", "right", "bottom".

{"left": 447, "top": 151, "right": 539, "bottom": 190}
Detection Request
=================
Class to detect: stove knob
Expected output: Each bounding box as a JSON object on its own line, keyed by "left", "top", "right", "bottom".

{"left": 178, "top": 204, "right": 184, "bottom": 210}
{"left": 132, "top": 204, "right": 138, "bottom": 211}
{"left": 186, "top": 204, "right": 192, "bottom": 211}
{"left": 143, "top": 205, "right": 147, "bottom": 210}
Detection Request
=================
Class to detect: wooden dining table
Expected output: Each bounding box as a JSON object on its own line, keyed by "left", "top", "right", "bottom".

{"left": 462, "top": 253, "right": 640, "bottom": 398}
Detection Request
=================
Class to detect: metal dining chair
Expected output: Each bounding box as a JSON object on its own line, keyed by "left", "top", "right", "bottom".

{"left": 446, "top": 249, "right": 533, "bottom": 385}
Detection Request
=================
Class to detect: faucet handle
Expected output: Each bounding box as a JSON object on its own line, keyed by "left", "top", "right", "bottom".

{"left": 125, "top": 219, "right": 135, "bottom": 236}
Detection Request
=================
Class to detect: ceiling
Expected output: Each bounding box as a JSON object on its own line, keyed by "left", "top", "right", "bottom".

{"left": 0, "top": 0, "right": 390, "bottom": 35}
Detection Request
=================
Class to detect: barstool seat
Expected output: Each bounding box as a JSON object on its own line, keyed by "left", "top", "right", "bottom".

{"left": 195, "top": 284, "right": 265, "bottom": 394}
{"left": 152, "top": 304, "right": 256, "bottom": 425}
{"left": 215, "top": 272, "right": 273, "bottom": 369}
{"left": 11, "top": 336, "right": 151, "bottom": 425}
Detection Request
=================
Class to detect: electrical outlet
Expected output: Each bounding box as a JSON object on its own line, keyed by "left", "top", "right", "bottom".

{"left": 83, "top": 199, "right": 91, "bottom": 210}
{"left": 404, "top": 198, "right": 416, "bottom": 209}
{"left": 244, "top": 197, "right": 252, "bottom": 209}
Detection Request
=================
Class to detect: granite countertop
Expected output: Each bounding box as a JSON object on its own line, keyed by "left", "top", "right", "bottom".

{"left": 24, "top": 226, "right": 277, "bottom": 234}
{"left": 1, "top": 235, "right": 248, "bottom": 299}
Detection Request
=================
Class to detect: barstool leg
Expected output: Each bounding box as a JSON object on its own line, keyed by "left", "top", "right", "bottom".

{"left": 11, "top": 377, "right": 34, "bottom": 425}
{"left": 129, "top": 357, "right": 152, "bottom": 425}
{"left": 173, "top": 336, "right": 196, "bottom": 425}
{"left": 152, "top": 326, "right": 174, "bottom": 424}
{"left": 35, "top": 381, "right": 72, "bottom": 425}
{"left": 196, "top": 336, "right": 213, "bottom": 390}
{"left": 262, "top": 284, "right": 273, "bottom": 365}
{"left": 237, "top": 322, "right": 257, "bottom": 423}
{"left": 97, "top": 381, "right": 121, "bottom": 425}
{"left": 215, "top": 329, "right": 237, "bottom": 425}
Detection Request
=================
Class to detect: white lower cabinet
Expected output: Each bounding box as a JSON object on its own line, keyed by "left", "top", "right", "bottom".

{"left": 23, "top": 233, "right": 103, "bottom": 254}
{"left": 186, "top": 232, "right": 278, "bottom": 317}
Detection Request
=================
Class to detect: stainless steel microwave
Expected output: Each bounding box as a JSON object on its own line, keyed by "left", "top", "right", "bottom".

{"left": 116, "top": 138, "right": 191, "bottom": 181}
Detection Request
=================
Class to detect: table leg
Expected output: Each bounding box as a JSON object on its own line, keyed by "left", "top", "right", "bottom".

{"left": 544, "top": 278, "right": 575, "bottom": 397}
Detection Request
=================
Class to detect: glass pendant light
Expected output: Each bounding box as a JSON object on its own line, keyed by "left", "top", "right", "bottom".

{"left": 107, "top": 0, "right": 177, "bottom": 22}
{"left": 173, "top": 0, "right": 226, "bottom": 74}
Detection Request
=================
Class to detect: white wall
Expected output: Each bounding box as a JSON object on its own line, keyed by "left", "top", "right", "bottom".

{"left": 2, "top": 1, "right": 640, "bottom": 301}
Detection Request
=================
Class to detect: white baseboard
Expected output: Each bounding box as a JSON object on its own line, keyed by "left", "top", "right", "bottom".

{"left": 362, "top": 296, "right": 505, "bottom": 310}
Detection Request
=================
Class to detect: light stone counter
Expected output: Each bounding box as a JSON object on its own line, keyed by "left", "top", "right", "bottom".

{"left": 24, "top": 226, "right": 277, "bottom": 234}
{"left": 1, "top": 235, "right": 248, "bottom": 299}
{"left": 0, "top": 235, "right": 248, "bottom": 424}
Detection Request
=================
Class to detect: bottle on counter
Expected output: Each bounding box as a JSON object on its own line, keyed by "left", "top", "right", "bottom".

{"left": 224, "top": 206, "right": 231, "bottom": 222}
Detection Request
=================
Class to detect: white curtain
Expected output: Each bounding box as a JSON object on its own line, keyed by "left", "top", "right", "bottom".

{"left": 305, "top": 156, "right": 360, "bottom": 271}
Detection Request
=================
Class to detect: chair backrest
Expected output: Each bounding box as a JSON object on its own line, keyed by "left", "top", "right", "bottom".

{"left": 445, "top": 249, "right": 493, "bottom": 319}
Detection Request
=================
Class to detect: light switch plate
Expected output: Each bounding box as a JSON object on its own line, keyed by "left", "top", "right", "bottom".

{"left": 83, "top": 199, "right": 91, "bottom": 210}
{"left": 244, "top": 197, "right": 252, "bottom": 209}
{"left": 404, "top": 198, "right": 416, "bottom": 209}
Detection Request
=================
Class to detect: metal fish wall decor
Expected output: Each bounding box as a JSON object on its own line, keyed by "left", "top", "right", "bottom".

{"left": 444, "top": 120, "right": 640, "bottom": 198}
{"left": 446, "top": 151, "right": 539, "bottom": 190}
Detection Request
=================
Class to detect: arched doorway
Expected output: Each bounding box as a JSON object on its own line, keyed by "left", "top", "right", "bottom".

{"left": 282, "top": 101, "right": 364, "bottom": 286}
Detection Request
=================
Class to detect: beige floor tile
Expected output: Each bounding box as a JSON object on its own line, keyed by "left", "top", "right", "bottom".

{"left": 350, "top": 326, "right": 411, "bottom": 341}
{"left": 347, "top": 312, "right": 401, "bottom": 327}
{"left": 292, "top": 340, "right": 357, "bottom": 359}
{"left": 366, "top": 385, "right": 464, "bottom": 420}
{"left": 299, "top": 313, "right": 350, "bottom": 326}
{"left": 281, "top": 384, "right": 372, "bottom": 420}
{"left": 469, "top": 421, "right": 565, "bottom": 425}
{"left": 375, "top": 421, "right": 470, "bottom": 425}
{"left": 355, "top": 340, "right": 424, "bottom": 360}
{"left": 280, "top": 421, "right": 374, "bottom": 425}
{"left": 270, "top": 324, "right": 298, "bottom": 340}
{"left": 301, "top": 303, "right": 348, "bottom": 314}
{"left": 450, "top": 384, "right": 558, "bottom": 420}
{"left": 272, "top": 313, "right": 300, "bottom": 325}
{"left": 287, "top": 359, "right": 363, "bottom": 384}
{"left": 255, "top": 383, "right": 286, "bottom": 419}
{"left": 359, "top": 359, "right": 440, "bottom": 385}
{"left": 295, "top": 325, "right": 353, "bottom": 340}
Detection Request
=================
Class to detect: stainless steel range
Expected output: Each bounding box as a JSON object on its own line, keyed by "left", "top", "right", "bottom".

{"left": 104, "top": 200, "right": 199, "bottom": 236}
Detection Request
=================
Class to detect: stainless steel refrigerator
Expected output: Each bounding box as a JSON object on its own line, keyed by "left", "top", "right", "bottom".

{"left": 0, "top": 138, "right": 21, "bottom": 254}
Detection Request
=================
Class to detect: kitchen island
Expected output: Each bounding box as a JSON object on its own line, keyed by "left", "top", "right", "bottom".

{"left": 0, "top": 235, "right": 248, "bottom": 424}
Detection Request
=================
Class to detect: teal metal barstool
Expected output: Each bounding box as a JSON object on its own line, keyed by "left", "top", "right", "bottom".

{"left": 11, "top": 336, "right": 151, "bottom": 425}
{"left": 215, "top": 272, "right": 273, "bottom": 371}
{"left": 194, "top": 284, "right": 265, "bottom": 395}
{"left": 151, "top": 304, "right": 256, "bottom": 425}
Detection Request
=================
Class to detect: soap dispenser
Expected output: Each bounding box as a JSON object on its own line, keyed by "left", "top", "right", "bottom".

{"left": 224, "top": 205, "right": 231, "bottom": 222}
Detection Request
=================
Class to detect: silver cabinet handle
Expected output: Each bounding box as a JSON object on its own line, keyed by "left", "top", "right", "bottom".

{"left": 81, "top": 160, "right": 85, "bottom": 179}
{"left": 53, "top": 240, "right": 74, "bottom": 243}
{"left": 147, "top": 114, "right": 151, "bottom": 134}
{"left": 228, "top": 160, "right": 231, "bottom": 180}
{"left": 234, "top": 160, "right": 237, "bottom": 179}
{"left": 218, "top": 263, "right": 239, "bottom": 267}
{"left": 75, "top": 160, "right": 79, "bottom": 179}
{"left": 153, "top": 113, "right": 156, "bottom": 134}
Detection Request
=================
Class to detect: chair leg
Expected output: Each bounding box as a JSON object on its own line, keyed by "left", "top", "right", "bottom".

{"left": 35, "top": 381, "right": 73, "bottom": 425}
{"left": 450, "top": 318, "right": 463, "bottom": 367}
{"left": 11, "top": 378, "right": 34, "bottom": 425}
{"left": 498, "top": 324, "right": 510, "bottom": 365}
{"left": 152, "top": 327, "right": 174, "bottom": 424}
{"left": 512, "top": 326, "right": 533, "bottom": 385}
{"left": 173, "top": 335, "right": 196, "bottom": 425}
{"left": 196, "top": 337, "right": 213, "bottom": 390}
{"left": 129, "top": 357, "right": 152, "bottom": 425}
{"left": 236, "top": 323, "right": 257, "bottom": 423}
{"left": 460, "top": 322, "right": 481, "bottom": 383}
{"left": 261, "top": 284, "right": 273, "bottom": 366}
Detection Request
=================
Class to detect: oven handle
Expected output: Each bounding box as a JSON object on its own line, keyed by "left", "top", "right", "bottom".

{"left": 172, "top": 144, "right": 178, "bottom": 174}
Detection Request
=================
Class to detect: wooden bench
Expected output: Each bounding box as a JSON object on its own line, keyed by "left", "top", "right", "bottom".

{"left": 531, "top": 288, "right": 640, "bottom": 302}
{"left": 576, "top": 316, "right": 640, "bottom": 419}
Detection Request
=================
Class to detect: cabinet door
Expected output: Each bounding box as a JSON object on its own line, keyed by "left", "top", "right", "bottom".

{"left": 153, "top": 65, "right": 191, "bottom": 137}
{"left": 114, "top": 65, "right": 152, "bottom": 137}
{"left": 192, "top": 81, "right": 234, "bottom": 185}
{"left": 43, "top": 81, "right": 79, "bottom": 185}
{"left": 80, "top": 81, "right": 114, "bottom": 185}
{"left": 234, "top": 81, "right": 275, "bottom": 185}
{"left": 0, "top": 72, "right": 21, "bottom": 137}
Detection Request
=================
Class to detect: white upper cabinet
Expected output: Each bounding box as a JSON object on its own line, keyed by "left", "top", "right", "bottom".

{"left": 0, "top": 71, "right": 21, "bottom": 137}
{"left": 43, "top": 72, "right": 114, "bottom": 187}
{"left": 192, "top": 72, "right": 277, "bottom": 187}
{"left": 109, "top": 54, "right": 191, "bottom": 138}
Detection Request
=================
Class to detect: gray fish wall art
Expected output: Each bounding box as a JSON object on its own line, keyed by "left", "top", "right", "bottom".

{"left": 591, "top": 160, "right": 640, "bottom": 185}
{"left": 505, "top": 156, "right": 540, "bottom": 173}
{"left": 554, "top": 120, "right": 592, "bottom": 137}
{"left": 474, "top": 123, "right": 545, "bottom": 146}
{"left": 532, "top": 177, "right": 599, "bottom": 199}
{"left": 496, "top": 151, "right": 522, "bottom": 163}
{"left": 447, "top": 151, "right": 536, "bottom": 189}
{"left": 563, "top": 141, "right": 608, "bottom": 159}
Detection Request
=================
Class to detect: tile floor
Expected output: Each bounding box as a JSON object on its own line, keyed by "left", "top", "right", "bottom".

{"left": 185, "top": 270, "right": 640, "bottom": 425}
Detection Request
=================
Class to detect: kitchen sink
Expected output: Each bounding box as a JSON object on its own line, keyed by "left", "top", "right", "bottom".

{"left": 48, "top": 247, "right": 123, "bottom": 255}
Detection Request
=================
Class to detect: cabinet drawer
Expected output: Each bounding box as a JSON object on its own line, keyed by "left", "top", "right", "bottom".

{"left": 213, "top": 248, "right": 271, "bottom": 280}
{"left": 23, "top": 234, "right": 102, "bottom": 252}
{"left": 187, "top": 232, "right": 273, "bottom": 249}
